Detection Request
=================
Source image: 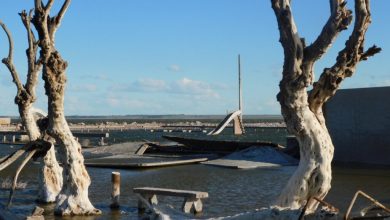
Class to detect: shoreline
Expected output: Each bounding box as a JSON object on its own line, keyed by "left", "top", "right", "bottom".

{"left": 0, "top": 121, "right": 286, "bottom": 132}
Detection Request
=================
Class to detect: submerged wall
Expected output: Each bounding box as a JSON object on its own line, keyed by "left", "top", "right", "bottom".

{"left": 324, "top": 86, "right": 390, "bottom": 166}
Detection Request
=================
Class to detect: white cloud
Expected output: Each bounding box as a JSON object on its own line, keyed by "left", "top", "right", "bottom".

{"left": 111, "top": 77, "right": 221, "bottom": 99}
{"left": 70, "top": 83, "right": 98, "bottom": 92}
{"left": 167, "top": 64, "right": 181, "bottom": 72}
{"left": 113, "top": 78, "right": 169, "bottom": 93}
{"left": 371, "top": 79, "right": 390, "bottom": 87}
{"left": 173, "top": 78, "right": 220, "bottom": 99}
{"left": 136, "top": 78, "right": 168, "bottom": 91}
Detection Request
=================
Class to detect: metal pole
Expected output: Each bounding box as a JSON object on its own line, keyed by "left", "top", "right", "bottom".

{"left": 238, "top": 54, "right": 242, "bottom": 113}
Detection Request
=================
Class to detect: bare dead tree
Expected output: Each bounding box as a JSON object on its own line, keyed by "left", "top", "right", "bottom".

{"left": 271, "top": 0, "right": 380, "bottom": 212}
{"left": 30, "top": 0, "right": 101, "bottom": 215}
{"left": 0, "top": 11, "right": 62, "bottom": 204}
{"left": 1, "top": 0, "right": 99, "bottom": 215}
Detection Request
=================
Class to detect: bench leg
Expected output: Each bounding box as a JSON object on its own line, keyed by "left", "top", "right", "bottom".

{"left": 148, "top": 194, "right": 158, "bottom": 205}
{"left": 182, "top": 198, "right": 203, "bottom": 213}
{"left": 138, "top": 199, "right": 146, "bottom": 213}
{"left": 137, "top": 194, "right": 158, "bottom": 213}
{"left": 182, "top": 199, "right": 194, "bottom": 213}
{"left": 193, "top": 199, "right": 203, "bottom": 213}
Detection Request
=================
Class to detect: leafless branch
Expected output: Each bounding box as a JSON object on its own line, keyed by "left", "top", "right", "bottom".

{"left": 0, "top": 144, "right": 33, "bottom": 171}
{"left": 49, "top": 0, "right": 71, "bottom": 42}
{"left": 271, "top": 0, "right": 308, "bottom": 91}
{"left": 308, "top": 0, "right": 381, "bottom": 118}
{"left": 34, "top": 0, "right": 42, "bottom": 10}
{"left": 45, "top": 0, "right": 55, "bottom": 13}
{"left": 304, "top": 0, "right": 352, "bottom": 63}
{"left": 271, "top": 0, "right": 302, "bottom": 59}
{"left": 0, "top": 21, "right": 13, "bottom": 62}
{"left": 0, "top": 156, "right": 7, "bottom": 164}
{"left": 33, "top": 0, "right": 52, "bottom": 60}
{"left": 57, "top": 0, "right": 72, "bottom": 24}
{"left": 0, "top": 20, "right": 25, "bottom": 92}
{"left": 7, "top": 149, "right": 37, "bottom": 207}
{"left": 19, "top": 10, "right": 42, "bottom": 100}
{"left": 360, "top": 44, "right": 381, "bottom": 61}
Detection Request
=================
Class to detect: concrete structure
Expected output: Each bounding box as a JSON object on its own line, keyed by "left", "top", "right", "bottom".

{"left": 134, "top": 187, "right": 208, "bottom": 214}
{"left": 0, "top": 117, "right": 11, "bottom": 125}
{"left": 324, "top": 86, "right": 390, "bottom": 166}
{"left": 110, "top": 172, "right": 120, "bottom": 208}
{"left": 208, "top": 54, "right": 244, "bottom": 136}
{"left": 0, "top": 131, "right": 109, "bottom": 144}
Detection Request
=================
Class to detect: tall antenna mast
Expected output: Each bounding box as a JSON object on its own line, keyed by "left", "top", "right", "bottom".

{"left": 238, "top": 54, "right": 242, "bottom": 112}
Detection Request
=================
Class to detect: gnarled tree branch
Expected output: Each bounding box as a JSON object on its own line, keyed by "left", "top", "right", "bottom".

{"left": 30, "top": 0, "right": 99, "bottom": 214}
{"left": 6, "top": 140, "right": 52, "bottom": 207}
{"left": 7, "top": 149, "right": 37, "bottom": 207}
{"left": 19, "top": 10, "right": 42, "bottom": 102}
{"left": 272, "top": 0, "right": 308, "bottom": 94}
{"left": 49, "top": 0, "right": 71, "bottom": 42}
{"left": 0, "top": 142, "right": 40, "bottom": 172}
{"left": 301, "top": 0, "right": 353, "bottom": 87}
{"left": 0, "top": 145, "right": 32, "bottom": 171}
{"left": 308, "top": 0, "right": 381, "bottom": 121}
{"left": 271, "top": 0, "right": 378, "bottom": 213}
{"left": 34, "top": 0, "right": 43, "bottom": 11}
{"left": 1, "top": 1, "right": 64, "bottom": 206}
{"left": 33, "top": 1, "right": 52, "bottom": 61}
{"left": 304, "top": 0, "right": 352, "bottom": 64}
{"left": 45, "top": 0, "right": 55, "bottom": 13}
{"left": 0, "top": 20, "right": 25, "bottom": 93}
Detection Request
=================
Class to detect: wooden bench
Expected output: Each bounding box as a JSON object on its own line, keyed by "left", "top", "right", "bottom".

{"left": 133, "top": 187, "right": 209, "bottom": 214}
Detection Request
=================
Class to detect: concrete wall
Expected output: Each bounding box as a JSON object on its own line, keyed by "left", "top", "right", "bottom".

{"left": 0, "top": 117, "right": 11, "bottom": 125}
{"left": 324, "top": 86, "right": 390, "bottom": 165}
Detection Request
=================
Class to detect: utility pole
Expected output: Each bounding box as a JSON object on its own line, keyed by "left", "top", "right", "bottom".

{"left": 238, "top": 54, "right": 242, "bottom": 113}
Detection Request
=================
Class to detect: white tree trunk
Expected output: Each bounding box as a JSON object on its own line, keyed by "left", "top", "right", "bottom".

{"left": 30, "top": 0, "right": 100, "bottom": 215}
{"left": 21, "top": 106, "right": 41, "bottom": 140}
{"left": 271, "top": 0, "right": 378, "bottom": 213}
{"left": 275, "top": 104, "right": 334, "bottom": 211}
{"left": 52, "top": 115, "right": 100, "bottom": 215}
{"left": 38, "top": 144, "right": 63, "bottom": 202}
{"left": 21, "top": 105, "right": 63, "bottom": 203}
{"left": 1, "top": 12, "right": 63, "bottom": 203}
{"left": 41, "top": 51, "right": 100, "bottom": 215}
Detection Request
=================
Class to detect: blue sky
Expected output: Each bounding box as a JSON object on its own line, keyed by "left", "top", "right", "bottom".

{"left": 0, "top": 0, "right": 389, "bottom": 116}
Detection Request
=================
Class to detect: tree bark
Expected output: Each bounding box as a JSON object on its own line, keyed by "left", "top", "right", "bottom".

{"left": 1, "top": 14, "right": 63, "bottom": 203}
{"left": 271, "top": 0, "right": 380, "bottom": 212}
{"left": 38, "top": 143, "right": 63, "bottom": 202}
{"left": 275, "top": 95, "right": 334, "bottom": 211}
{"left": 31, "top": 0, "right": 100, "bottom": 215}
{"left": 41, "top": 51, "right": 100, "bottom": 215}
{"left": 22, "top": 106, "right": 63, "bottom": 203}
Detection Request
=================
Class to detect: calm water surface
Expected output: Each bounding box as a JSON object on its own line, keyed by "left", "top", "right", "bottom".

{"left": 1, "top": 128, "right": 390, "bottom": 219}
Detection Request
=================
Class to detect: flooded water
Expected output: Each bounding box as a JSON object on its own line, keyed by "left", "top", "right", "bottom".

{"left": 1, "top": 128, "right": 390, "bottom": 219}
{"left": 103, "top": 127, "right": 289, "bottom": 146}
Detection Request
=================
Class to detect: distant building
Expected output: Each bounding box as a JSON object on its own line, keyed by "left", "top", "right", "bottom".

{"left": 0, "top": 117, "right": 11, "bottom": 125}
{"left": 325, "top": 86, "right": 390, "bottom": 166}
